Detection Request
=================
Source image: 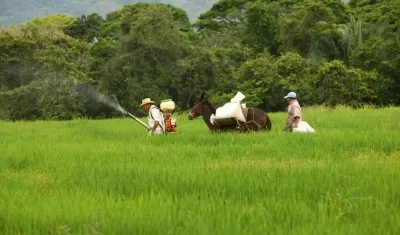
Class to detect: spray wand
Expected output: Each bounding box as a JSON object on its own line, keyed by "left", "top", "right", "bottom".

{"left": 124, "top": 110, "right": 150, "bottom": 130}
{"left": 113, "top": 96, "right": 150, "bottom": 130}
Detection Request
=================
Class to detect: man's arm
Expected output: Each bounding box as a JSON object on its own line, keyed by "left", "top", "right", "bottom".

{"left": 151, "top": 121, "right": 160, "bottom": 133}
{"left": 293, "top": 116, "right": 300, "bottom": 128}
{"left": 293, "top": 106, "right": 301, "bottom": 128}
{"left": 150, "top": 108, "right": 162, "bottom": 133}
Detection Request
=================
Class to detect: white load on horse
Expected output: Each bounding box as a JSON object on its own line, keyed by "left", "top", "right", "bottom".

{"left": 210, "top": 92, "right": 249, "bottom": 129}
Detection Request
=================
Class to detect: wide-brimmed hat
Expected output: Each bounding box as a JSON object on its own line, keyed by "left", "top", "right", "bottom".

{"left": 139, "top": 98, "right": 155, "bottom": 107}
{"left": 284, "top": 92, "right": 297, "bottom": 99}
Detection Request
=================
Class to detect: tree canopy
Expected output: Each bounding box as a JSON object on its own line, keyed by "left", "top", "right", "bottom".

{"left": 0, "top": 0, "right": 220, "bottom": 27}
{"left": 0, "top": 0, "right": 399, "bottom": 120}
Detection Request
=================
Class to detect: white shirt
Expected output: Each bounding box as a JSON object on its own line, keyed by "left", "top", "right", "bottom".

{"left": 147, "top": 105, "right": 164, "bottom": 134}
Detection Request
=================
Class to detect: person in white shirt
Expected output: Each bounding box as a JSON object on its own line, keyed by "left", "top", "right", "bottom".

{"left": 139, "top": 98, "right": 165, "bottom": 135}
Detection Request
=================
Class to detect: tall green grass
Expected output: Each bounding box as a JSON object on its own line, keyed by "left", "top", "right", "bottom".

{"left": 0, "top": 107, "right": 399, "bottom": 234}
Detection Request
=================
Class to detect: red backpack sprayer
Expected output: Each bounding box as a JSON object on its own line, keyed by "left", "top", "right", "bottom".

{"left": 160, "top": 99, "right": 177, "bottom": 133}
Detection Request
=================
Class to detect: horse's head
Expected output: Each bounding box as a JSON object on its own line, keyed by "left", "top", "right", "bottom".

{"left": 188, "top": 92, "right": 207, "bottom": 120}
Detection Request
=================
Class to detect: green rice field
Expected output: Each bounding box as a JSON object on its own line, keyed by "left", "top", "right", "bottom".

{"left": 1, "top": 107, "right": 399, "bottom": 234}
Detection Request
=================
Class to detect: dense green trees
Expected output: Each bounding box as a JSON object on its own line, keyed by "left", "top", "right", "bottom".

{"left": 0, "top": 0, "right": 399, "bottom": 120}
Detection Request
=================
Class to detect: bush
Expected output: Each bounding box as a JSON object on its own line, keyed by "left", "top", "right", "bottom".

{"left": 0, "top": 85, "right": 42, "bottom": 121}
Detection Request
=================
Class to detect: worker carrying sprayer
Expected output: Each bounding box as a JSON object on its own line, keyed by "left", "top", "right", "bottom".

{"left": 111, "top": 95, "right": 176, "bottom": 136}
{"left": 139, "top": 98, "right": 177, "bottom": 136}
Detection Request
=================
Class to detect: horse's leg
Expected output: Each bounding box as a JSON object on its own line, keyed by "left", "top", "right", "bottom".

{"left": 255, "top": 116, "right": 267, "bottom": 131}
{"left": 239, "top": 123, "right": 248, "bottom": 133}
{"left": 252, "top": 108, "right": 271, "bottom": 131}
{"left": 248, "top": 108, "right": 262, "bottom": 132}
{"left": 248, "top": 123, "right": 254, "bottom": 132}
{"left": 208, "top": 126, "right": 216, "bottom": 134}
{"left": 264, "top": 114, "right": 272, "bottom": 131}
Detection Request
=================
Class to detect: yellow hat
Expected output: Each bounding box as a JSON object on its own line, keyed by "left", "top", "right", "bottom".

{"left": 139, "top": 98, "right": 155, "bottom": 107}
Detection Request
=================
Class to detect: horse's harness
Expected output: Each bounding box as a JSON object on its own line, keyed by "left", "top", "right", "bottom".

{"left": 239, "top": 108, "right": 261, "bottom": 131}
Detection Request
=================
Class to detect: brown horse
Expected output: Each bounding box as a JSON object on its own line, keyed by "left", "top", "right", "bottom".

{"left": 188, "top": 93, "right": 272, "bottom": 132}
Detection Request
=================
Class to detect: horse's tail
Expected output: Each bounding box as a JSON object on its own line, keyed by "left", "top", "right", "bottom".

{"left": 265, "top": 114, "right": 272, "bottom": 131}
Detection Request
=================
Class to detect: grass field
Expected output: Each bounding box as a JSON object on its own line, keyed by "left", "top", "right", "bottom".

{"left": 1, "top": 107, "right": 399, "bottom": 234}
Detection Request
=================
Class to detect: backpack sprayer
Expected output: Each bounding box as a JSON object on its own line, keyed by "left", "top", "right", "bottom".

{"left": 160, "top": 99, "right": 177, "bottom": 133}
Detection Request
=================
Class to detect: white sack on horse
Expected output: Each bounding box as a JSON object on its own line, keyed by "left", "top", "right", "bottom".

{"left": 293, "top": 121, "right": 316, "bottom": 133}
{"left": 215, "top": 91, "right": 247, "bottom": 122}
{"left": 215, "top": 103, "right": 246, "bottom": 122}
{"left": 230, "top": 91, "right": 245, "bottom": 103}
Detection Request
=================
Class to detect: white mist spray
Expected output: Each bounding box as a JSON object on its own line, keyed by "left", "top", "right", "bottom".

{"left": 78, "top": 85, "right": 149, "bottom": 129}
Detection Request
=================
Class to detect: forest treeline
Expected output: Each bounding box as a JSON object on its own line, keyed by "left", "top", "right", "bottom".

{"left": 0, "top": 0, "right": 399, "bottom": 120}
{"left": 0, "top": 0, "right": 219, "bottom": 26}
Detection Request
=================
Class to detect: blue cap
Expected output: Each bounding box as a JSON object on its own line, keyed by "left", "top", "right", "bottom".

{"left": 284, "top": 92, "right": 297, "bottom": 99}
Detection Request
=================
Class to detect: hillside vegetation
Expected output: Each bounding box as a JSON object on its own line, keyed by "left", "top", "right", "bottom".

{"left": 0, "top": 0, "right": 218, "bottom": 26}
{"left": 0, "top": 0, "right": 399, "bottom": 121}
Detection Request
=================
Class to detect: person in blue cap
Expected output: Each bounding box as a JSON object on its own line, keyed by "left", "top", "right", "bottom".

{"left": 283, "top": 91, "right": 302, "bottom": 132}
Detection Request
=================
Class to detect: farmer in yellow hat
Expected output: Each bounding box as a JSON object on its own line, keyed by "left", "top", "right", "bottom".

{"left": 140, "top": 98, "right": 165, "bottom": 135}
